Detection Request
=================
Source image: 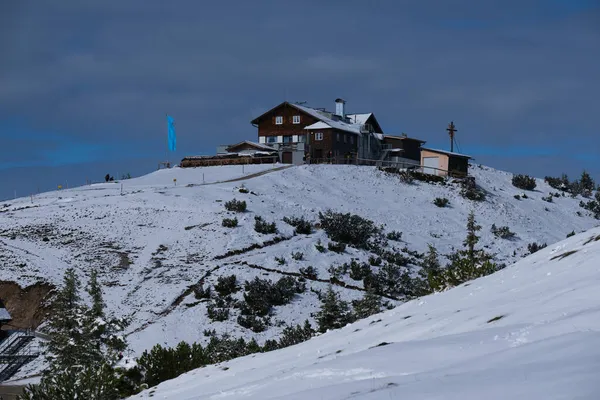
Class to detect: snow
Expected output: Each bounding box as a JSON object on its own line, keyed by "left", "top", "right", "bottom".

{"left": 421, "top": 147, "right": 472, "bottom": 158}
{"left": 290, "top": 103, "right": 364, "bottom": 134}
{"left": 1, "top": 162, "right": 598, "bottom": 382}
{"left": 0, "top": 307, "right": 10, "bottom": 322}
{"left": 130, "top": 227, "right": 600, "bottom": 399}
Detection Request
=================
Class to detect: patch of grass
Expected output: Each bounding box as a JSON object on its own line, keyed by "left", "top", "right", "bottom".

{"left": 550, "top": 250, "right": 578, "bottom": 260}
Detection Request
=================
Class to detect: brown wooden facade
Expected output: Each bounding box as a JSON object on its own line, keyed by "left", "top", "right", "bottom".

{"left": 251, "top": 102, "right": 319, "bottom": 141}
{"left": 305, "top": 129, "right": 358, "bottom": 160}
{"left": 383, "top": 135, "right": 425, "bottom": 162}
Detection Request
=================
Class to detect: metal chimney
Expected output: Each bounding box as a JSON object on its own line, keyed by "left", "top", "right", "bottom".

{"left": 335, "top": 98, "right": 346, "bottom": 118}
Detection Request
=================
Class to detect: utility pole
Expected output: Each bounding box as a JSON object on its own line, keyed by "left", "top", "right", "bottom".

{"left": 447, "top": 121, "right": 457, "bottom": 153}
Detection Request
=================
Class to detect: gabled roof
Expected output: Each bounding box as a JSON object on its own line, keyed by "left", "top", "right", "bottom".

{"left": 226, "top": 141, "right": 276, "bottom": 152}
{"left": 251, "top": 101, "right": 383, "bottom": 136}
{"left": 346, "top": 113, "right": 372, "bottom": 125}
{"left": 421, "top": 147, "right": 472, "bottom": 159}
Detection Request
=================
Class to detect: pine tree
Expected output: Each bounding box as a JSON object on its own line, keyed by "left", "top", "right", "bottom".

{"left": 580, "top": 170, "right": 595, "bottom": 196}
{"left": 44, "top": 268, "right": 89, "bottom": 374}
{"left": 20, "top": 269, "right": 129, "bottom": 399}
{"left": 416, "top": 244, "right": 444, "bottom": 294}
{"left": 444, "top": 212, "right": 498, "bottom": 287}
{"left": 463, "top": 210, "right": 481, "bottom": 266}
{"left": 84, "top": 269, "right": 127, "bottom": 367}
{"left": 352, "top": 290, "right": 383, "bottom": 319}
{"left": 316, "top": 285, "right": 354, "bottom": 332}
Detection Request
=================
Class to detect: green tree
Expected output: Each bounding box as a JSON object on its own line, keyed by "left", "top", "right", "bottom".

{"left": 352, "top": 290, "right": 383, "bottom": 319}
{"left": 316, "top": 286, "right": 354, "bottom": 332}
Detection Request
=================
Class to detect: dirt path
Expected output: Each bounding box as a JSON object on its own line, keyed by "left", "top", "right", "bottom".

{"left": 210, "top": 165, "right": 294, "bottom": 184}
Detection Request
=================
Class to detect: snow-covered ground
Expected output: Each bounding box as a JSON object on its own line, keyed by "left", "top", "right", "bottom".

{"left": 0, "top": 163, "right": 598, "bottom": 370}
{"left": 130, "top": 226, "right": 600, "bottom": 399}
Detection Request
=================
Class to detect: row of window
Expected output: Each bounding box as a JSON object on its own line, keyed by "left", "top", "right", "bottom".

{"left": 265, "top": 135, "right": 308, "bottom": 144}
{"left": 264, "top": 132, "right": 354, "bottom": 144}
{"left": 275, "top": 115, "right": 301, "bottom": 125}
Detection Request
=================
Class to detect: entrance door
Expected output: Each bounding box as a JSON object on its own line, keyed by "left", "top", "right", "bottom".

{"left": 314, "top": 149, "right": 323, "bottom": 162}
{"left": 423, "top": 156, "right": 439, "bottom": 175}
{"left": 282, "top": 152, "right": 293, "bottom": 164}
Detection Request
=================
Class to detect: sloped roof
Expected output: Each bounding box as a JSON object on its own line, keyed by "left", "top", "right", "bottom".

{"left": 251, "top": 101, "right": 380, "bottom": 136}
{"left": 291, "top": 103, "right": 363, "bottom": 135}
{"left": 384, "top": 134, "right": 426, "bottom": 144}
{"left": 421, "top": 147, "right": 472, "bottom": 159}
{"left": 226, "top": 141, "right": 275, "bottom": 152}
{"left": 346, "top": 113, "right": 372, "bottom": 125}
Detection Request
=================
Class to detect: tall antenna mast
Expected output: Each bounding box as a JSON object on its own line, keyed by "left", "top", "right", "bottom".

{"left": 447, "top": 121, "right": 457, "bottom": 152}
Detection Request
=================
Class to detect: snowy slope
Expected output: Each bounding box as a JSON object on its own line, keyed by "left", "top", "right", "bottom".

{"left": 130, "top": 227, "right": 600, "bottom": 399}
{"left": 0, "top": 163, "right": 598, "bottom": 362}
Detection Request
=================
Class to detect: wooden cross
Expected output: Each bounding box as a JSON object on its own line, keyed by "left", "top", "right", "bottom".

{"left": 447, "top": 121, "right": 457, "bottom": 152}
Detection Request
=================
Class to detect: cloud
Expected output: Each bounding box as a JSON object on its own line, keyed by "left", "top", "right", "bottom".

{"left": 0, "top": 0, "right": 598, "bottom": 199}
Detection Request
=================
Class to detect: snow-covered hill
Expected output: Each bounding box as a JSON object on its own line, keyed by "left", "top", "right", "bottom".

{"left": 0, "top": 163, "right": 598, "bottom": 366}
{"left": 129, "top": 226, "right": 600, "bottom": 399}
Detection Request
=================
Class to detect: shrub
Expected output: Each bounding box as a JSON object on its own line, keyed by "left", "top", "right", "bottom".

{"left": 512, "top": 174, "right": 536, "bottom": 191}
{"left": 319, "top": 210, "right": 382, "bottom": 249}
{"left": 237, "top": 315, "right": 268, "bottom": 332}
{"left": 545, "top": 174, "right": 570, "bottom": 192}
{"left": 222, "top": 217, "right": 238, "bottom": 228}
{"left": 566, "top": 230, "right": 576, "bottom": 238}
{"left": 283, "top": 216, "right": 313, "bottom": 235}
{"left": 490, "top": 224, "right": 516, "bottom": 239}
{"left": 214, "top": 275, "right": 239, "bottom": 297}
{"left": 349, "top": 261, "right": 372, "bottom": 281}
{"left": 274, "top": 256, "right": 286, "bottom": 265}
{"left": 254, "top": 215, "right": 277, "bottom": 234}
{"left": 299, "top": 266, "right": 318, "bottom": 279}
{"left": 368, "top": 255, "right": 382, "bottom": 266}
{"left": 206, "top": 303, "right": 230, "bottom": 322}
{"left": 224, "top": 199, "right": 247, "bottom": 212}
{"left": 238, "top": 186, "right": 249, "bottom": 194}
{"left": 278, "top": 320, "right": 314, "bottom": 348}
{"left": 527, "top": 242, "right": 547, "bottom": 254}
{"left": 433, "top": 197, "right": 449, "bottom": 207}
{"left": 315, "top": 239, "right": 326, "bottom": 253}
{"left": 291, "top": 251, "right": 304, "bottom": 261}
{"left": 327, "top": 241, "right": 346, "bottom": 253}
{"left": 579, "top": 190, "right": 600, "bottom": 219}
{"left": 386, "top": 230, "right": 402, "bottom": 241}
{"left": 541, "top": 194, "right": 553, "bottom": 203}
{"left": 514, "top": 194, "right": 521, "bottom": 200}
{"left": 193, "top": 284, "right": 211, "bottom": 300}
{"left": 241, "top": 276, "right": 304, "bottom": 316}
{"left": 460, "top": 178, "right": 486, "bottom": 201}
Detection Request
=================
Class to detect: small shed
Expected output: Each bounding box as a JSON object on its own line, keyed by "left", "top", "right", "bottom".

{"left": 420, "top": 147, "right": 471, "bottom": 177}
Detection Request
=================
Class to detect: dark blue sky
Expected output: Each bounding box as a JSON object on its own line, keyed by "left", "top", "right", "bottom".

{"left": 1, "top": 0, "right": 599, "bottom": 200}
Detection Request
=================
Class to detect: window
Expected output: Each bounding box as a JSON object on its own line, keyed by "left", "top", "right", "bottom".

{"left": 315, "top": 132, "right": 323, "bottom": 141}
{"left": 267, "top": 136, "right": 277, "bottom": 143}
{"left": 298, "top": 134, "right": 307, "bottom": 143}
{"left": 350, "top": 136, "right": 354, "bottom": 144}
{"left": 293, "top": 115, "right": 301, "bottom": 124}
{"left": 343, "top": 134, "right": 347, "bottom": 143}
{"left": 283, "top": 135, "right": 293, "bottom": 143}
{"left": 336, "top": 133, "right": 340, "bottom": 142}
{"left": 275, "top": 116, "right": 283, "bottom": 125}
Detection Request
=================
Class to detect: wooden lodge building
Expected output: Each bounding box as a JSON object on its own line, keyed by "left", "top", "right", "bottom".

{"left": 180, "top": 98, "right": 472, "bottom": 176}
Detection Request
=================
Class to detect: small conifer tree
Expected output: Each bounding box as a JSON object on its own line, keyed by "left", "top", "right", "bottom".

{"left": 316, "top": 286, "right": 354, "bottom": 332}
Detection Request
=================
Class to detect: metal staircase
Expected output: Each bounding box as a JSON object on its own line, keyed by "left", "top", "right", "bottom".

{"left": 0, "top": 330, "right": 39, "bottom": 382}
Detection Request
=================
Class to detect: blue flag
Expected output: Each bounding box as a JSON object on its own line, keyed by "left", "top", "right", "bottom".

{"left": 167, "top": 114, "right": 176, "bottom": 152}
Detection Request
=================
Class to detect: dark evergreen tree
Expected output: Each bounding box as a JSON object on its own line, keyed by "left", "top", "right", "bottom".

{"left": 316, "top": 286, "right": 354, "bottom": 332}
{"left": 352, "top": 290, "right": 383, "bottom": 319}
{"left": 416, "top": 244, "right": 444, "bottom": 294}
